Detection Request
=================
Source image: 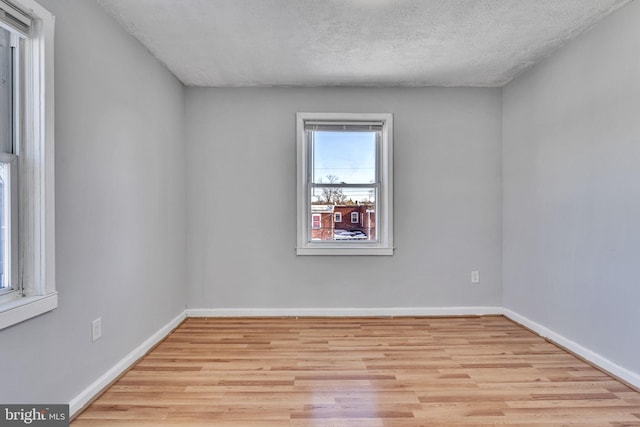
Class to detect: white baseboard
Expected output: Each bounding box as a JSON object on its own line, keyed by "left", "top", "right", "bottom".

{"left": 503, "top": 308, "right": 640, "bottom": 390}
{"left": 69, "top": 311, "right": 186, "bottom": 416}
{"left": 186, "top": 306, "right": 503, "bottom": 318}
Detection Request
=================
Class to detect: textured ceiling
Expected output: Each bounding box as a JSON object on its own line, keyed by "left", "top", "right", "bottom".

{"left": 97, "top": 0, "right": 631, "bottom": 87}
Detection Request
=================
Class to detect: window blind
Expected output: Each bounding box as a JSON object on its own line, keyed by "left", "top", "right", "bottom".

{"left": 304, "top": 121, "right": 384, "bottom": 132}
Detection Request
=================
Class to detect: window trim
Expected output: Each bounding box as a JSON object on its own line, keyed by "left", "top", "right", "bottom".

{"left": 334, "top": 212, "right": 341, "bottom": 223}
{"left": 296, "top": 112, "right": 393, "bottom": 256}
{"left": 0, "top": 0, "right": 55, "bottom": 330}
{"left": 351, "top": 212, "right": 359, "bottom": 223}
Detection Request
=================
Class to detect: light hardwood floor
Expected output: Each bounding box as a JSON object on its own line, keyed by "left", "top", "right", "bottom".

{"left": 72, "top": 316, "right": 640, "bottom": 426}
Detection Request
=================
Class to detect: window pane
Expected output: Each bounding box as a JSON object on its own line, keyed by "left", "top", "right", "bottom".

{"left": 311, "top": 131, "right": 376, "bottom": 184}
{"left": 0, "top": 27, "right": 12, "bottom": 291}
{"left": 310, "top": 187, "right": 377, "bottom": 242}
{"left": 0, "top": 27, "right": 13, "bottom": 154}
{"left": 0, "top": 163, "right": 9, "bottom": 290}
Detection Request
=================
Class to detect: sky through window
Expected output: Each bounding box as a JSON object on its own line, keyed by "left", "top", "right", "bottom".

{"left": 312, "top": 131, "right": 376, "bottom": 184}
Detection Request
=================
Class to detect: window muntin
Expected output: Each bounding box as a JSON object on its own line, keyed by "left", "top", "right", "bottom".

{"left": 297, "top": 113, "right": 393, "bottom": 256}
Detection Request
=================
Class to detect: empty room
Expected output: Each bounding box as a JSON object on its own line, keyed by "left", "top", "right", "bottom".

{"left": 0, "top": 0, "right": 639, "bottom": 425}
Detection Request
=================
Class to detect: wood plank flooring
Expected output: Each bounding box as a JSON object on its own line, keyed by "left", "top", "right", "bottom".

{"left": 72, "top": 316, "right": 640, "bottom": 426}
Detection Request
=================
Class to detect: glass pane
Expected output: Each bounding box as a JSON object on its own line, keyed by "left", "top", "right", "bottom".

{"left": 310, "top": 187, "right": 377, "bottom": 242}
{"left": 0, "top": 163, "right": 8, "bottom": 289}
{"left": 0, "top": 27, "right": 13, "bottom": 154}
{"left": 311, "top": 131, "right": 376, "bottom": 184}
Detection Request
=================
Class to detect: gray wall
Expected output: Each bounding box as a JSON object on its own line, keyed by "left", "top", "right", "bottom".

{"left": 0, "top": 0, "right": 186, "bottom": 403}
{"left": 5, "top": 0, "right": 636, "bottom": 406}
{"left": 503, "top": 1, "right": 640, "bottom": 373}
{"left": 186, "top": 87, "right": 502, "bottom": 310}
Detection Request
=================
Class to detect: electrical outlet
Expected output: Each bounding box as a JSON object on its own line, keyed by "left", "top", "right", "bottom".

{"left": 471, "top": 270, "right": 480, "bottom": 284}
{"left": 92, "top": 318, "right": 102, "bottom": 342}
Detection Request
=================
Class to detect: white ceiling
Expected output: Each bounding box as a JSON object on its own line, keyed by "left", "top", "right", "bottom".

{"left": 97, "top": 0, "right": 631, "bottom": 87}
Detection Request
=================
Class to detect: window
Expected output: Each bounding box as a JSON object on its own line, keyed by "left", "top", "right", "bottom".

{"left": 0, "top": 0, "right": 55, "bottom": 330}
{"left": 296, "top": 113, "right": 393, "bottom": 255}
{"left": 0, "top": 25, "right": 16, "bottom": 295}
{"left": 311, "top": 214, "right": 321, "bottom": 229}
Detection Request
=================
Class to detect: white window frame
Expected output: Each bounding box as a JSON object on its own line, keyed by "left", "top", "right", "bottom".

{"left": 296, "top": 112, "right": 393, "bottom": 256}
{"left": 0, "top": 0, "right": 55, "bottom": 330}
{"left": 351, "top": 212, "right": 359, "bottom": 223}
{"left": 334, "top": 212, "right": 341, "bottom": 223}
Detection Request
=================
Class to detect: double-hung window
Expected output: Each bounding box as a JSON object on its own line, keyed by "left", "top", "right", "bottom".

{"left": 0, "top": 0, "right": 55, "bottom": 330}
{"left": 296, "top": 113, "right": 393, "bottom": 255}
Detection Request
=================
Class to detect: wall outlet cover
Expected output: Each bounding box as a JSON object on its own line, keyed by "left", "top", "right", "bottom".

{"left": 471, "top": 271, "right": 480, "bottom": 284}
{"left": 92, "top": 318, "right": 102, "bottom": 342}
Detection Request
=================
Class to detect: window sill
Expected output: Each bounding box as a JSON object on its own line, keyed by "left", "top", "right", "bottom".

{"left": 296, "top": 247, "right": 394, "bottom": 256}
{"left": 0, "top": 292, "right": 58, "bottom": 330}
